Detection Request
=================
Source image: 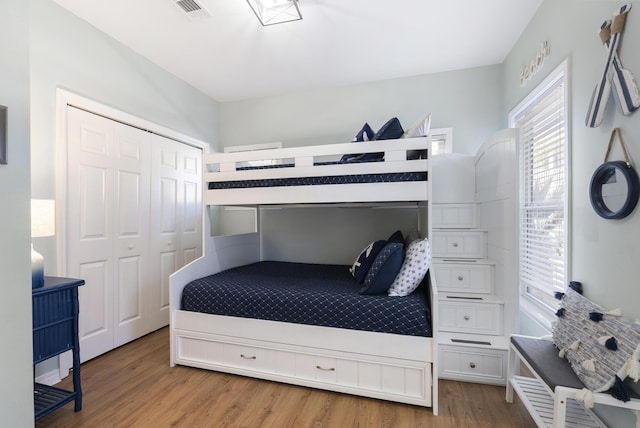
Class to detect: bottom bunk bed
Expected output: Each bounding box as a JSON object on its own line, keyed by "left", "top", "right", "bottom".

{"left": 170, "top": 233, "right": 438, "bottom": 414}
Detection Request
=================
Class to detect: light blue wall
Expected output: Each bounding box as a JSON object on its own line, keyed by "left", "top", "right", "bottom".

{"left": 504, "top": 1, "right": 640, "bottom": 425}
{"left": 220, "top": 65, "right": 503, "bottom": 155}
{"left": 30, "top": 0, "right": 220, "bottom": 273}
{"left": 0, "top": 1, "right": 34, "bottom": 425}
{"left": 505, "top": 0, "right": 640, "bottom": 340}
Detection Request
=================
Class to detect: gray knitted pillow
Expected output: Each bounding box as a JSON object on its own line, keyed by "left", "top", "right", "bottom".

{"left": 552, "top": 287, "right": 640, "bottom": 402}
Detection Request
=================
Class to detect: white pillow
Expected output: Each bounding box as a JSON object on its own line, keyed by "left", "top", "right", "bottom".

{"left": 388, "top": 238, "right": 432, "bottom": 297}
{"left": 402, "top": 113, "right": 431, "bottom": 138}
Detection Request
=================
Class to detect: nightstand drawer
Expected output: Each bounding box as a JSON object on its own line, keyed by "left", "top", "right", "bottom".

{"left": 432, "top": 230, "right": 486, "bottom": 259}
{"left": 432, "top": 262, "right": 493, "bottom": 294}
{"left": 33, "top": 286, "right": 76, "bottom": 362}
{"left": 438, "top": 298, "right": 503, "bottom": 335}
{"left": 432, "top": 204, "right": 477, "bottom": 228}
{"left": 438, "top": 345, "right": 507, "bottom": 385}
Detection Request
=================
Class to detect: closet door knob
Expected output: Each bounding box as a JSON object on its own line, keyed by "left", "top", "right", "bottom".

{"left": 464, "top": 315, "right": 470, "bottom": 321}
{"left": 457, "top": 275, "right": 464, "bottom": 281}
{"left": 452, "top": 242, "right": 459, "bottom": 247}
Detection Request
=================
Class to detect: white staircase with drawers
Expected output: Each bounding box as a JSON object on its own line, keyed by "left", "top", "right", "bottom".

{"left": 431, "top": 130, "right": 517, "bottom": 386}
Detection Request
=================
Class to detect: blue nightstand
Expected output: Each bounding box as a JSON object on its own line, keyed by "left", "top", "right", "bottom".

{"left": 32, "top": 276, "right": 84, "bottom": 420}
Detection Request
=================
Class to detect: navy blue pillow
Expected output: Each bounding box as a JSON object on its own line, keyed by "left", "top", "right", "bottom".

{"left": 348, "top": 117, "right": 405, "bottom": 162}
{"left": 341, "top": 123, "right": 375, "bottom": 162}
{"left": 373, "top": 117, "right": 404, "bottom": 141}
{"left": 355, "top": 123, "right": 374, "bottom": 142}
{"left": 360, "top": 242, "right": 405, "bottom": 295}
{"left": 349, "top": 240, "right": 387, "bottom": 284}
{"left": 387, "top": 230, "right": 405, "bottom": 244}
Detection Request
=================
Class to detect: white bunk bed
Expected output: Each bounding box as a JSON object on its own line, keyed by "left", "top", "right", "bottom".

{"left": 169, "top": 136, "right": 439, "bottom": 413}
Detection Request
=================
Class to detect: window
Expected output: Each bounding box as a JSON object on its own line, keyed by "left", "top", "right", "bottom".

{"left": 429, "top": 128, "right": 453, "bottom": 155}
{"left": 509, "top": 60, "right": 569, "bottom": 310}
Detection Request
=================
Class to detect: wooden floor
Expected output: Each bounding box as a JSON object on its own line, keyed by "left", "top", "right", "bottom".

{"left": 36, "top": 328, "right": 536, "bottom": 428}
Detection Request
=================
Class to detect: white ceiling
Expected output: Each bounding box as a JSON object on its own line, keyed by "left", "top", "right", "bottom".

{"left": 52, "top": 0, "right": 543, "bottom": 102}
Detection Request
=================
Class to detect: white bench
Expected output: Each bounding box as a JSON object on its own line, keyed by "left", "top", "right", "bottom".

{"left": 506, "top": 334, "right": 640, "bottom": 427}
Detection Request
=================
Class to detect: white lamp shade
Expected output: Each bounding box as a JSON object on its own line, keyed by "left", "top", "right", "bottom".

{"left": 247, "top": 0, "right": 302, "bottom": 26}
{"left": 31, "top": 199, "right": 56, "bottom": 238}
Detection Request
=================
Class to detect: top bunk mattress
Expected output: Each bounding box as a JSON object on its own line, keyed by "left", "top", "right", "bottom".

{"left": 181, "top": 261, "right": 432, "bottom": 337}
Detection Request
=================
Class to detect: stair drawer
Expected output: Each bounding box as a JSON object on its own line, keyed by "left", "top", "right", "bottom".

{"left": 439, "top": 345, "right": 507, "bottom": 385}
{"left": 432, "top": 262, "right": 493, "bottom": 294}
{"left": 438, "top": 298, "right": 503, "bottom": 335}
{"left": 432, "top": 230, "right": 486, "bottom": 259}
{"left": 432, "top": 204, "right": 477, "bottom": 228}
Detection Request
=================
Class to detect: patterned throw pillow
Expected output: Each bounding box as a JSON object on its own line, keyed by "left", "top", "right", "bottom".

{"left": 388, "top": 238, "right": 431, "bottom": 297}
{"left": 360, "top": 242, "right": 404, "bottom": 295}
{"left": 349, "top": 240, "right": 386, "bottom": 284}
{"left": 403, "top": 113, "right": 431, "bottom": 160}
{"left": 403, "top": 113, "right": 431, "bottom": 138}
{"left": 552, "top": 286, "right": 640, "bottom": 405}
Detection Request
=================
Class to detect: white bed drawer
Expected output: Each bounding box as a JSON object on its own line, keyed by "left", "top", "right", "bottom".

{"left": 438, "top": 345, "right": 507, "bottom": 385}
{"left": 438, "top": 297, "right": 503, "bottom": 335}
{"left": 178, "top": 337, "right": 296, "bottom": 376}
{"left": 174, "top": 332, "right": 432, "bottom": 405}
{"left": 432, "top": 204, "right": 477, "bottom": 228}
{"left": 432, "top": 261, "right": 493, "bottom": 294}
{"left": 294, "top": 354, "right": 426, "bottom": 398}
{"left": 431, "top": 230, "right": 486, "bottom": 259}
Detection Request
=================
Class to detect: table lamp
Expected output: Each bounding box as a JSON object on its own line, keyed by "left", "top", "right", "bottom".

{"left": 31, "top": 199, "right": 55, "bottom": 288}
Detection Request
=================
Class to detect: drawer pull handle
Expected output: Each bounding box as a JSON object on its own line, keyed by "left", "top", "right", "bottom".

{"left": 240, "top": 354, "right": 256, "bottom": 360}
{"left": 469, "top": 362, "right": 476, "bottom": 369}
{"left": 452, "top": 242, "right": 459, "bottom": 247}
{"left": 457, "top": 276, "right": 464, "bottom": 281}
{"left": 316, "top": 365, "right": 336, "bottom": 372}
{"left": 464, "top": 315, "right": 470, "bottom": 321}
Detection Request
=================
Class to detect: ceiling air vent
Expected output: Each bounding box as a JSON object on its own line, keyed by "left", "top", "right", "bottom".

{"left": 173, "top": 0, "right": 211, "bottom": 20}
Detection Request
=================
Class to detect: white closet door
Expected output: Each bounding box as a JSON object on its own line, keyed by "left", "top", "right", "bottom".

{"left": 148, "top": 134, "right": 202, "bottom": 331}
{"left": 112, "top": 123, "right": 152, "bottom": 348}
{"left": 67, "top": 107, "right": 117, "bottom": 362}
{"left": 66, "top": 106, "right": 202, "bottom": 361}
{"left": 68, "top": 107, "right": 153, "bottom": 360}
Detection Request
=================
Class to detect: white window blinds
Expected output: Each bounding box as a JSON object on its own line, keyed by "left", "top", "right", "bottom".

{"left": 511, "top": 63, "right": 568, "bottom": 309}
{"left": 429, "top": 128, "right": 452, "bottom": 155}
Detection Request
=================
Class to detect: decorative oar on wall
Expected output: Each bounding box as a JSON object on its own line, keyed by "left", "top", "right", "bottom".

{"left": 586, "top": 4, "right": 639, "bottom": 127}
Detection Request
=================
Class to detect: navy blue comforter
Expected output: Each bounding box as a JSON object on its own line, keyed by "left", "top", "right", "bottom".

{"left": 181, "top": 261, "right": 432, "bottom": 337}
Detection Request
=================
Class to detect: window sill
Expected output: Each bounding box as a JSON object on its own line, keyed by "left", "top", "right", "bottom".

{"left": 520, "top": 294, "right": 554, "bottom": 336}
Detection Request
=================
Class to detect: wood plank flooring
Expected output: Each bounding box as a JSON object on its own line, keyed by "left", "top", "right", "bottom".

{"left": 36, "top": 328, "right": 536, "bottom": 428}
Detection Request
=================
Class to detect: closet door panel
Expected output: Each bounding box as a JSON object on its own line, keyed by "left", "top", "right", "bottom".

{"left": 117, "top": 256, "right": 142, "bottom": 325}
{"left": 77, "top": 260, "right": 112, "bottom": 361}
{"left": 181, "top": 145, "right": 202, "bottom": 266}
{"left": 113, "top": 124, "right": 151, "bottom": 347}
{"left": 149, "top": 136, "right": 202, "bottom": 330}
{"left": 150, "top": 136, "right": 181, "bottom": 330}
{"left": 67, "top": 107, "right": 116, "bottom": 362}
{"left": 159, "top": 250, "right": 178, "bottom": 311}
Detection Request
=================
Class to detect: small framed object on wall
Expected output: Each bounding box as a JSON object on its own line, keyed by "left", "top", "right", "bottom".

{"left": 0, "top": 105, "right": 6, "bottom": 164}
